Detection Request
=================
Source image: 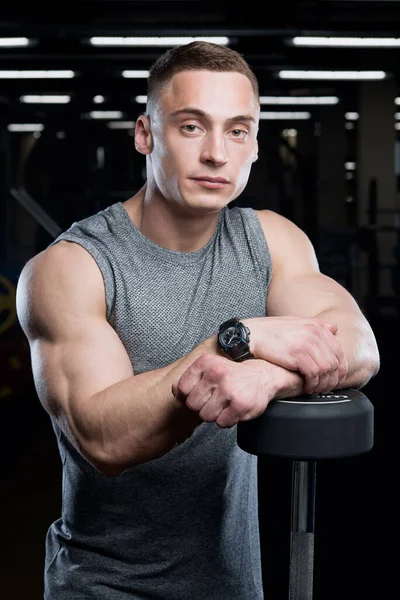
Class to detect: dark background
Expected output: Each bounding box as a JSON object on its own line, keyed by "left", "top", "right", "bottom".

{"left": 0, "top": 1, "right": 397, "bottom": 598}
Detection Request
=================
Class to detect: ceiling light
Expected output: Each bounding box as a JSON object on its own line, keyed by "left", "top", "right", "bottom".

{"left": 345, "top": 112, "right": 359, "bottom": 120}
{"left": 133, "top": 94, "right": 339, "bottom": 106}
{"left": 7, "top": 123, "right": 44, "bottom": 132}
{"left": 291, "top": 36, "right": 400, "bottom": 48}
{"left": 259, "top": 96, "right": 339, "bottom": 105}
{"left": 89, "top": 36, "right": 229, "bottom": 47}
{"left": 93, "top": 95, "right": 105, "bottom": 103}
{"left": 0, "top": 37, "right": 30, "bottom": 47}
{"left": 20, "top": 95, "right": 71, "bottom": 103}
{"left": 122, "top": 70, "right": 149, "bottom": 78}
{"left": 259, "top": 111, "right": 311, "bottom": 120}
{"left": 0, "top": 70, "right": 74, "bottom": 78}
{"left": 107, "top": 121, "right": 136, "bottom": 129}
{"left": 89, "top": 111, "right": 123, "bottom": 119}
{"left": 278, "top": 70, "right": 386, "bottom": 80}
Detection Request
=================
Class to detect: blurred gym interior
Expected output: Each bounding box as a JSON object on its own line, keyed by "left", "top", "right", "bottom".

{"left": 0, "top": 2, "right": 398, "bottom": 598}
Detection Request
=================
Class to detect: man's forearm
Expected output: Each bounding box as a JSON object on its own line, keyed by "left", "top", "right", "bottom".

{"left": 80, "top": 335, "right": 219, "bottom": 475}
{"left": 316, "top": 308, "right": 380, "bottom": 389}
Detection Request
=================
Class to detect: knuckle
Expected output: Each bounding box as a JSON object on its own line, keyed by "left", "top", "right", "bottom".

{"left": 321, "top": 361, "right": 333, "bottom": 375}
{"left": 307, "top": 366, "right": 319, "bottom": 378}
{"left": 177, "top": 380, "right": 189, "bottom": 395}
{"left": 330, "top": 358, "right": 339, "bottom": 371}
{"left": 231, "top": 396, "right": 248, "bottom": 415}
{"left": 197, "top": 353, "right": 214, "bottom": 369}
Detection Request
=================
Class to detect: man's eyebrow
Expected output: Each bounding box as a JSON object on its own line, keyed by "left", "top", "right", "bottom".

{"left": 168, "top": 106, "right": 256, "bottom": 124}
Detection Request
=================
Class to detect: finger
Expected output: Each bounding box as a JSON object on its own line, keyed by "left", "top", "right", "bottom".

{"left": 185, "top": 376, "right": 215, "bottom": 413}
{"left": 320, "top": 330, "right": 348, "bottom": 386}
{"left": 303, "top": 338, "right": 338, "bottom": 394}
{"left": 175, "top": 358, "right": 206, "bottom": 400}
{"left": 199, "top": 392, "right": 230, "bottom": 423}
{"left": 215, "top": 398, "right": 248, "bottom": 429}
{"left": 313, "top": 362, "right": 339, "bottom": 395}
{"left": 297, "top": 355, "right": 321, "bottom": 395}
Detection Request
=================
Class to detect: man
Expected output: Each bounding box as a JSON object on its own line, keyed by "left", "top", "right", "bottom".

{"left": 16, "top": 41, "right": 379, "bottom": 599}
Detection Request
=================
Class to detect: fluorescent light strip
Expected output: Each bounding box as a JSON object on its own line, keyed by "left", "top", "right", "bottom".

{"left": 8, "top": 123, "right": 44, "bottom": 132}
{"left": 122, "top": 70, "right": 149, "bottom": 78}
{"left": 20, "top": 95, "right": 71, "bottom": 104}
{"left": 89, "top": 111, "right": 123, "bottom": 119}
{"left": 345, "top": 112, "right": 359, "bottom": 120}
{"left": 395, "top": 113, "right": 400, "bottom": 120}
{"left": 0, "top": 70, "right": 74, "bottom": 79}
{"left": 259, "top": 112, "right": 311, "bottom": 120}
{"left": 259, "top": 96, "right": 339, "bottom": 105}
{"left": 90, "top": 36, "right": 229, "bottom": 46}
{"left": 292, "top": 36, "right": 400, "bottom": 48}
{"left": 0, "top": 37, "right": 30, "bottom": 47}
{"left": 134, "top": 95, "right": 339, "bottom": 106}
{"left": 279, "top": 70, "right": 386, "bottom": 80}
{"left": 395, "top": 98, "right": 400, "bottom": 105}
{"left": 107, "top": 121, "right": 136, "bottom": 129}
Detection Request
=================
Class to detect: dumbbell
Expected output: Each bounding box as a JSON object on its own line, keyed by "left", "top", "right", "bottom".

{"left": 237, "top": 388, "right": 374, "bottom": 600}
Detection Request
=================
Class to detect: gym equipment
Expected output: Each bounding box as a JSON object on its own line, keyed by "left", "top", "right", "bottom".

{"left": 10, "top": 187, "right": 62, "bottom": 239}
{"left": 237, "top": 388, "right": 374, "bottom": 600}
{"left": 0, "top": 273, "right": 16, "bottom": 336}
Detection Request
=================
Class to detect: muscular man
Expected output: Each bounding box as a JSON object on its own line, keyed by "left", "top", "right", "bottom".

{"left": 16, "top": 41, "right": 380, "bottom": 600}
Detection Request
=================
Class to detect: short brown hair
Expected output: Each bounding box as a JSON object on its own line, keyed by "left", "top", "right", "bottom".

{"left": 146, "top": 41, "right": 259, "bottom": 115}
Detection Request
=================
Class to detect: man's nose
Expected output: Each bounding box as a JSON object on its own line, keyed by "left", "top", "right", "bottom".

{"left": 200, "top": 132, "right": 228, "bottom": 166}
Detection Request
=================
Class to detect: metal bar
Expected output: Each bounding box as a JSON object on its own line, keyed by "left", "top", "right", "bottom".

{"left": 289, "top": 460, "right": 316, "bottom": 600}
{"left": 10, "top": 187, "right": 62, "bottom": 240}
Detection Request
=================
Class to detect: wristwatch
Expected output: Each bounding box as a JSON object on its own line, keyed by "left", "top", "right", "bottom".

{"left": 217, "top": 318, "right": 254, "bottom": 362}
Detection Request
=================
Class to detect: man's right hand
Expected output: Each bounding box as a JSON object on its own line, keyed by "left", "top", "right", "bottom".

{"left": 243, "top": 316, "right": 348, "bottom": 395}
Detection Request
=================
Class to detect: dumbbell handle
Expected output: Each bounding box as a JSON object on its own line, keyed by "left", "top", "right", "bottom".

{"left": 289, "top": 460, "right": 316, "bottom": 600}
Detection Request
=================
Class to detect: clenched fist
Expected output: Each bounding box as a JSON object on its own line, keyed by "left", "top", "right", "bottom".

{"left": 172, "top": 353, "right": 281, "bottom": 429}
{"left": 246, "top": 315, "right": 348, "bottom": 395}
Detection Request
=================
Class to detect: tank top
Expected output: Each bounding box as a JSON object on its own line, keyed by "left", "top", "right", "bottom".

{"left": 43, "top": 200, "right": 273, "bottom": 600}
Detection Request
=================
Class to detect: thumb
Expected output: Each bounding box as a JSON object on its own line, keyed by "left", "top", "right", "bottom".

{"left": 327, "top": 323, "right": 338, "bottom": 334}
{"left": 171, "top": 382, "right": 177, "bottom": 396}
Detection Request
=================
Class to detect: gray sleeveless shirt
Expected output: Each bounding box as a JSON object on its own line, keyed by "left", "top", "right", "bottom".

{"left": 44, "top": 201, "right": 272, "bottom": 600}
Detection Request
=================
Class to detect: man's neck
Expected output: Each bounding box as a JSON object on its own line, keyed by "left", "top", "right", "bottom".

{"left": 123, "top": 184, "right": 223, "bottom": 253}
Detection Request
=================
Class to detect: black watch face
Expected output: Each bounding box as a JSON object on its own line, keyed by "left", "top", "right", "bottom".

{"left": 220, "top": 325, "right": 243, "bottom": 347}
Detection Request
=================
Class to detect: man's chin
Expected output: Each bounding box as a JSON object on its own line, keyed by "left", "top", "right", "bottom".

{"left": 178, "top": 192, "right": 232, "bottom": 214}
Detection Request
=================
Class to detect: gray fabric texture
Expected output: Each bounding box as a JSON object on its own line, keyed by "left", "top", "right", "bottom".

{"left": 43, "top": 200, "right": 273, "bottom": 599}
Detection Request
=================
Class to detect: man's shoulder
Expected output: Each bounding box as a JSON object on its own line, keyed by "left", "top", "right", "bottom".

{"left": 253, "top": 208, "right": 296, "bottom": 239}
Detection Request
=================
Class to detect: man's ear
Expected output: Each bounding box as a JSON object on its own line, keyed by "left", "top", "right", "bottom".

{"left": 252, "top": 139, "right": 259, "bottom": 163}
{"left": 134, "top": 114, "right": 153, "bottom": 154}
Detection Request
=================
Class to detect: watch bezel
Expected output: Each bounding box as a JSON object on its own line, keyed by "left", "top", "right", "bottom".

{"left": 218, "top": 322, "right": 248, "bottom": 350}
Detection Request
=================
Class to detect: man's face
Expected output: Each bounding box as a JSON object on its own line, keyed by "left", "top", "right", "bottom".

{"left": 146, "top": 69, "right": 259, "bottom": 215}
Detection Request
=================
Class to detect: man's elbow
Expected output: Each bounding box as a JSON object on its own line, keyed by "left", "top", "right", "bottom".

{"left": 352, "top": 354, "right": 380, "bottom": 390}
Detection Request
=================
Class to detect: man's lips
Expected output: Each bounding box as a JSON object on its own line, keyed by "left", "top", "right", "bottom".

{"left": 190, "top": 176, "right": 230, "bottom": 189}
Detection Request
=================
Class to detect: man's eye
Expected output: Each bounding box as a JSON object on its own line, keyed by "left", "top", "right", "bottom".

{"left": 182, "top": 124, "right": 199, "bottom": 132}
{"left": 231, "top": 129, "right": 247, "bottom": 137}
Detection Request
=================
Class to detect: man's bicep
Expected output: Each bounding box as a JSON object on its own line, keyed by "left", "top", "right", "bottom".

{"left": 30, "top": 317, "right": 134, "bottom": 422}
{"left": 16, "top": 244, "right": 134, "bottom": 443}
{"left": 266, "top": 271, "right": 359, "bottom": 318}
{"left": 257, "top": 209, "right": 358, "bottom": 318}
